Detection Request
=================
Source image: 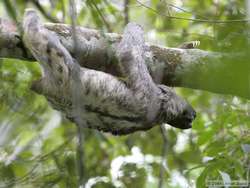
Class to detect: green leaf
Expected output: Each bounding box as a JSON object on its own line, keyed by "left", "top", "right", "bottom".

{"left": 196, "top": 167, "right": 208, "bottom": 188}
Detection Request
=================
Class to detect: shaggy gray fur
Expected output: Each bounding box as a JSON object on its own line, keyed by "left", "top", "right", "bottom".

{"left": 23, "top": 9, "right": 196, "bottom": 135}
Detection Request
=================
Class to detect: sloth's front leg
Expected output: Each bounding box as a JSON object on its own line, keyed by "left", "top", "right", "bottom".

{"left": 116, "top": 23, "right": 196, "bottom": 129}
{"left": 116, "top": 23, "right": 161, "bottom": 123}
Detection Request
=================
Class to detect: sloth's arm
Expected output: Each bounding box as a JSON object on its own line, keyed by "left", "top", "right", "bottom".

{"left": 116, "top": 23, "right": 161, "bottom": 122}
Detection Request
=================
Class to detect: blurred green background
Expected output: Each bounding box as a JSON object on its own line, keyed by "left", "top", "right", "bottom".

{"left": 0, "top": 0, "right": 249, "bottom": 187}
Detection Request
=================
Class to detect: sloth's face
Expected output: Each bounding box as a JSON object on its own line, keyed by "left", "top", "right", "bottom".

{"left": 158, "top": 85, "right": 196, "bottom": 129}
{"left": 166, "top": 102, "right": 196, "bottom": 129}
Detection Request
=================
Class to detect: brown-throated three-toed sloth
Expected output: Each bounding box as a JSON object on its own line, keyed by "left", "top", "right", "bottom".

{"left": 22, "top": 9, "right": 196, "bottom": 135}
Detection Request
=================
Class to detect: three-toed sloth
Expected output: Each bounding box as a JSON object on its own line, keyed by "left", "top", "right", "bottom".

{"left": 23, "top": 9, "right": 196, "bottom": 135}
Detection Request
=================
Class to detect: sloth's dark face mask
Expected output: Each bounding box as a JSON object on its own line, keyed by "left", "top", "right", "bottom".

{"left": 158, "top": 85, "right": 196, "bottom": 129}
{"left": 167, "top": 103, "right": 196, "bottom": 129}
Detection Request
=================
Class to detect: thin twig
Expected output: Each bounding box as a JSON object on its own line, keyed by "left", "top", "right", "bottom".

{"left": 136, "top": 0, "right": 250, "bottom": 23}
{"left": 69, "top": 0, "right": 86, "bottom": 186}
{"left": 159, "top": 124, "right": 168, "bottom": 188}
{"left": 166, "top": 2, "right": 207, "bottom": 19}
{"left": 76, "top": 124, "right": 85, "bottom": 187}
{"left": 0, "top": 163, "right": 39, "bottom": 188}
{"left": 34, "top": 136, "right": 74, "bottom": 162}
{"left": 69, "top": 0, "right": 79, "bottom": 56}
{"left": 124, "top": 0, "right": 130, "bottom": 26}
{"left": 32, "top": 0, "right": 61, "bottom": 23}
{"left": 89, "top": 1, "right": 112, "bottom": 32}
{"left": 0, "top": 136, "right": 74, "bottom": 187}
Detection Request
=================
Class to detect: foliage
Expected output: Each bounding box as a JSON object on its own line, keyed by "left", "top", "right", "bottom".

{"left": 0, "top": 0, "right": 249, "bottom": 187}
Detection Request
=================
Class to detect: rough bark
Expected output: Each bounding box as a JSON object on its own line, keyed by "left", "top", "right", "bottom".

{"left": 0, "top": 17, "right": 249, "bottom": 99}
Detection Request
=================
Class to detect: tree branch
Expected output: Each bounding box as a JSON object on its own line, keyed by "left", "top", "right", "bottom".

{"left": 0, "top": 18, "right": 249, "bottom": 99}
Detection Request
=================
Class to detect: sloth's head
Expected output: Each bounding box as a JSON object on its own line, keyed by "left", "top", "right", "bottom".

{"left": 158, "top": 85, "right": 196, "bottom": 129}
